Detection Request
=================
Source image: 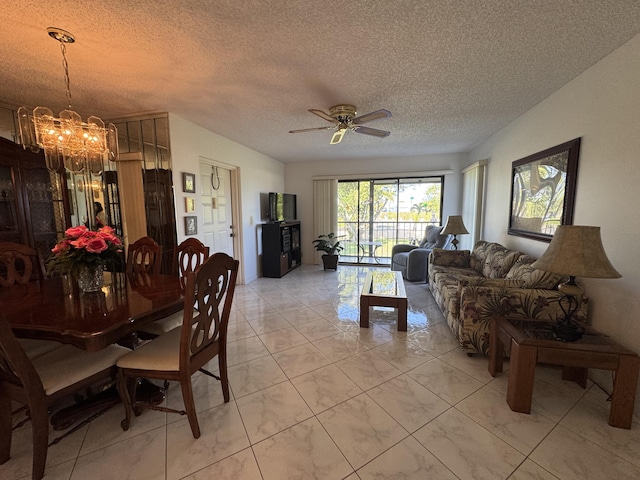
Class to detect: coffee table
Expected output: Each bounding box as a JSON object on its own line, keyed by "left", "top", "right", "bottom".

{"left": 360, "top": 271, "right": 407, "bottom": 331}
{"left": 489, "top": 316, "right": 639, "bottom": 429}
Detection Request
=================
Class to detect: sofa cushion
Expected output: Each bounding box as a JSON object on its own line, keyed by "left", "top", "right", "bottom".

{"left": 506, "top": 255, "right": 563, "bottom": 289}
{"left": 469, "top": 241, "right": 492, "bottom": 273}
{"left": 482, "top": 247, "right": 521, "bottom": 279}
{"left": 430, "top": 249, "right": 471, "bottom": 268}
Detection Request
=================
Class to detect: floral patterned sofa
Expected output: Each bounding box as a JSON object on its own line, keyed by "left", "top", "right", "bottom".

{"left": 427, "top": 240, "right": 589, "bottom": 354}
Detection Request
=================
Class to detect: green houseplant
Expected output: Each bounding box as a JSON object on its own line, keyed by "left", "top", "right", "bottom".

{"left": 313, "top": 233, "right": 344, "bottom": 270}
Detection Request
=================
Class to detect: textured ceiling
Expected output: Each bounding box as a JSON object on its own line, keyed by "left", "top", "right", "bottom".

{"left": 1, "top": 1, "right": 639, "bottom": 163}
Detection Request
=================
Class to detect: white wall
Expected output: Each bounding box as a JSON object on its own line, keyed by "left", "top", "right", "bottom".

{"left": 168, "top": 114, "right": 285, "bottom": 283}
{"left": 468, "top": 33, "right": 640, "bottom": 403}
{"left": 285, "top": 153, "right": 466, "bottom": 264}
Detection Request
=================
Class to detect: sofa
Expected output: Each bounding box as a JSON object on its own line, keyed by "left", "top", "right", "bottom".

{"left": 428, "top": 240, "right": 589, "bottom": 354}
{"left": 391, "top": 225, "right": 452, "bottom": 281}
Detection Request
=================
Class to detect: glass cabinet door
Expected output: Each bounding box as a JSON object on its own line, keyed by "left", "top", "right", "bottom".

{"left": 0, "top": 165, "right": 22, "bottom": 243}
{"left": 21, "top": 164, "right": 65, "bottom": 258}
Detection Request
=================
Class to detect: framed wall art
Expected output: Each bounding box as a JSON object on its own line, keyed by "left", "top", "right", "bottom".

{"left": 182, "top": 172, "right": 196, "bottom": 193}
{"left": 509, "top": 137, "right": 581, "bottom": 242}
{"left": 184, "top": 216, "right": 197, "bottom": 235}
{"left": 184, "top": 197, "right": 195, "bottom": 213}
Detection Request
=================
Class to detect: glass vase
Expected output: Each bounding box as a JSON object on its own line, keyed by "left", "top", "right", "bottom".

{"left": 77, "top": 265, "right": 104, "bottom": 293}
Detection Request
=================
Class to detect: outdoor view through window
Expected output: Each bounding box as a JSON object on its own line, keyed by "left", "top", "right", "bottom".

{"left": 337, "top": 177, "right": 443, "bottom": 264}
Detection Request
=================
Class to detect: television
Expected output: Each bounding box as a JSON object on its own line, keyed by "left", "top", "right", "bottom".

{"left": 268, "top": 192, "right": 297, "bottom": 222}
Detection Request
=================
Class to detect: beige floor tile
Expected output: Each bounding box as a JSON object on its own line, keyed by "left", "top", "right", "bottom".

{"left": 236, "top": 381, "right": 313, "bottom": 444}
{"left": 253, "top": 417, "right": 353, "bottom": 480}
{"left": 530, "top": 425, "right": 640, "bottom": 480}
{"left": 317, "top": 393, "right": 407, "bottom": 470}
{"left": 357, "top": 436, "right": 458, "bottom": 480}
{"left": 408, "top": 358, "right": 484, "bottom": 405}
{"left": 414, "top": 408, "right": 524, "bottom": 480}
{"left": 291, "top": 363, "right": 362, "bottom": 414}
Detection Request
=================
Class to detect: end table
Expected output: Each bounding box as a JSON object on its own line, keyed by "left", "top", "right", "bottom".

{"left": 489, "top": 316, "right": 639, "bottom": 429}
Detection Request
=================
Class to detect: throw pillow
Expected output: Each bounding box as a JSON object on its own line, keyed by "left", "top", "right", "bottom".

{"left": 482, "top": 248, "right": 521, "bottom": 279}
{"left": 505, "top": 255, "right": 563, "bottom": 289}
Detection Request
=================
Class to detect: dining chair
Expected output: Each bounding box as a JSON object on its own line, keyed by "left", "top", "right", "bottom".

{"left": 125, "top": 237, "right": 162, "bottom": 275}
{"left": 116, "top": 252, "right": 239, "bottom": 438}
{"left": 137, "top": 239, "right": 210, "bottom": 337}
{"left": 0, "top": 316, "right": 129, "bottom": 480}
{"left": 0, "top": 242, "right": 46, "bottom": 287}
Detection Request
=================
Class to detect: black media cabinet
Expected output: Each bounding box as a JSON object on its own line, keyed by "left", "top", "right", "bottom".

{"left": 261, "top": 221, "right": 301, "bottom": 278}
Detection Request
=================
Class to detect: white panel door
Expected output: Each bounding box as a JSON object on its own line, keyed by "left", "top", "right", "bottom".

{"left": 199, "top": 162, "right": 234, "bottom": 256}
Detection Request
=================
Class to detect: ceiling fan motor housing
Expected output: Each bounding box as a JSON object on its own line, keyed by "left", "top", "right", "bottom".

{"left": 329, "top": 104, "right": 357, "bottom": 120}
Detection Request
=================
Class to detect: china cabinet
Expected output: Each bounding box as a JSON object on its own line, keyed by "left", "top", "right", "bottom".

{"left": 0, "top": 137, "right": 70, "bottom": 263}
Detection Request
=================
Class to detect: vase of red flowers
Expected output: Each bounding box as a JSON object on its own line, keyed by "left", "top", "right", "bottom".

{"left": 47, "top": 225, "right": 124, "bottom": 293}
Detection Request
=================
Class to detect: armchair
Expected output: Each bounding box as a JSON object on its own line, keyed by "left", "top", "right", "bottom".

{"left": 391, "top": 225, "right": 451, "bottom": 281}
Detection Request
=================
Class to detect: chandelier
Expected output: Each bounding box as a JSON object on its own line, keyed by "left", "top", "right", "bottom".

{"left": 17, "top": 27, "right": 118, "bottom": 175}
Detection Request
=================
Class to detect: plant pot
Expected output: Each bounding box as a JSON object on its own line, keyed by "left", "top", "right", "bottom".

{"left": 77, "top": 265, "right": 105, "bottom": 293}
{"left": 321, "top": 254, "right": 339, "bottom": 271}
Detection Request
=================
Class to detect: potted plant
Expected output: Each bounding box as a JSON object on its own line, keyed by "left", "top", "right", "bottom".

{"left": 313, "top": 233, "right": 344, "bottom": 270}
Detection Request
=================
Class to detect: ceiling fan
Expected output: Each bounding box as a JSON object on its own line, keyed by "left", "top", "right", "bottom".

{"left": 289, "top": 104, "right": 392, "bottom": 144}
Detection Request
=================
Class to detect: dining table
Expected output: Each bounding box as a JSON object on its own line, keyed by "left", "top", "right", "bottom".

{"left": 0, "top": 271, "right": 186, "bottom": 432}
{"left": 1, "top": 271, "right": 185, "bottom": 351}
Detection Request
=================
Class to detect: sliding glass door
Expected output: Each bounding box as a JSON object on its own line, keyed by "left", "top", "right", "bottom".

{"left": 337, "top": 176, "right": 443, "bottom": 264}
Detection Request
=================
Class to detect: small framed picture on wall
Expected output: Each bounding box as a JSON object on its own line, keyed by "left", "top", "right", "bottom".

{"left": 184, "top": 216, "right": 197, "bottom": 235}
{"left": 185, "top": 197, "right": 195, "bottom": 212}
{"left": 182, "top": 172, "right": 196, "bottom": 193}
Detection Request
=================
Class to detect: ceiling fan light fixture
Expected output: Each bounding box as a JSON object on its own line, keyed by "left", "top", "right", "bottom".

{"left": 330, "top": 129, "right": 346, "bottom": 144}
{"left": 17, "top": 27, "right": 119, "bottom": 174}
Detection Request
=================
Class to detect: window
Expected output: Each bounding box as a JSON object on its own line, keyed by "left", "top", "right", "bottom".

{"left": 337, "top": 176, "right": 444, "bottom": 264}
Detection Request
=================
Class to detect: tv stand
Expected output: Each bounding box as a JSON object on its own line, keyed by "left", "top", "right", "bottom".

{"left": 261, "top": 221, "right": 301, "bottom": 278}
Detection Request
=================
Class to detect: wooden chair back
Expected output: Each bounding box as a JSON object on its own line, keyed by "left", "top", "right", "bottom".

{"left": 181, "top": 252, "right": 238, "bottom": 377}
{"left": 175, "top": 238, "right": 210, "bottom": 278}
{"left": 0, "top": 242, "right": 45, "bottom": 287}
{"left": 0, "top": 314, "right": 126, "bottom": 479}
{"left": 116, "top": 252, "right": 239, "bottom": 438}
{"left": 126, "top": 237, "right": 162, "bottom": 274}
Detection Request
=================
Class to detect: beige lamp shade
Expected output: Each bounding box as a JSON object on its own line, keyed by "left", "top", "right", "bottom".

{"left": 531, "top": 225, "right": 621, "bottom": 278}
{"left": 442, "top": 215, "right": 469, "bottom": 236}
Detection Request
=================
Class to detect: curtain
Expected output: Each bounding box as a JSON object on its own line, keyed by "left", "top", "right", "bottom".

{"left": 313, "top": 179, "right": 338, "bottom": 264}
{"left": 461, "top": 161, "right": 487, "bottom": 250}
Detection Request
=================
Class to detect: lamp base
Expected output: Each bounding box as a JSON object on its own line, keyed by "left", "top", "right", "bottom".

{"left": 552, "top": 321, "right": 584, "bottom": 342}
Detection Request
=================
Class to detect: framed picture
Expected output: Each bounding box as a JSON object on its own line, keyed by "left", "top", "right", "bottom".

{"left": 182, "top": 172, "right": 196, "bottom": 193}
{"left": 184, "top": 197, "right": 195, "bottom": 213}
{"left": 184, "top": 216, "right": 197, "bottom": 235}
{"left": 509, "top": 138, "right": 581, "bottom": 242}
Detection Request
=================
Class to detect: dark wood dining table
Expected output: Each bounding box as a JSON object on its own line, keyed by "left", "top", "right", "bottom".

{"left": 1, "top": 272, "right": 185, "bottom": 351}
{"left": 1, "top": 272, "right": 185, "bottom": 432}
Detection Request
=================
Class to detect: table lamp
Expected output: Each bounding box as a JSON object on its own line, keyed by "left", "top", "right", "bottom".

{"left": 531, "top": 225, "right": 621, "bottom": 341}
{"left": 442, "top": 215, "right": 469, "bottom": 250}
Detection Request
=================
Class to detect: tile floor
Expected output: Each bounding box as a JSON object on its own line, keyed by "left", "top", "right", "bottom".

{"left": 4, "top": 265, "right": 640, "bottom": 480}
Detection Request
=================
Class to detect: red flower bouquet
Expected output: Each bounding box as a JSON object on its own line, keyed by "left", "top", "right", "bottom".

{"left": 47, "top": 225, "right": 124, "bottom": 276}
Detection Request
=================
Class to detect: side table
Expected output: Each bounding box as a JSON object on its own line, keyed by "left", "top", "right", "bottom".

{"left": 489, "top": 316, "right": 639, "bottom": 429}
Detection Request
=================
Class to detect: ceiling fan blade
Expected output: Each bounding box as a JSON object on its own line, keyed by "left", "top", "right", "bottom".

{"left": 330, "top": 129, "right": 346, "bottom": 144}
{"left": 352, "top": 109, "right": 392, "bottom": 125}
{"left": 309, "top": 109, "right": 339, "bottom": 124}
{"left": 289, "top": 126, "right": 335, "bottom": 133}
{"left": 353, "top": 126, "right": 390, "bottom": 138}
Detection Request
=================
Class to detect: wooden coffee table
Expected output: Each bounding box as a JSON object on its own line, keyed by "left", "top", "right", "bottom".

{"left": 489, "top": 316, "right": 639, "bottom": 429}
{"left": 360, "top": 271, "right": 407, "bottom": 331}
